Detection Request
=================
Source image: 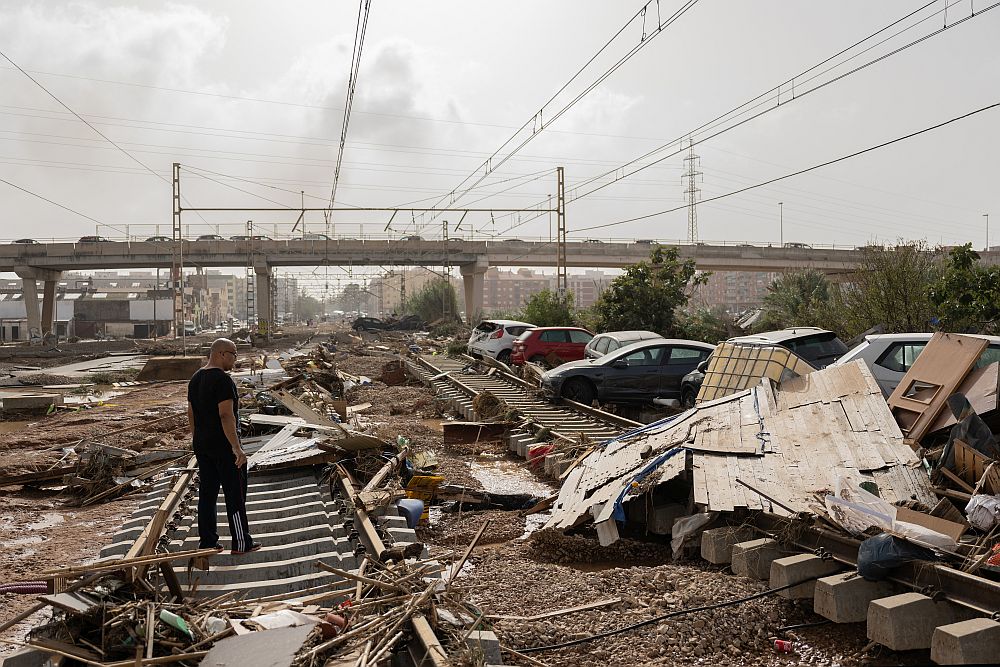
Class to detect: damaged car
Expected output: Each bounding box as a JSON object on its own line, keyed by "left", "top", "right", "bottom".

{"left": 540, "top": 338, "right": 714, "bottom": 406}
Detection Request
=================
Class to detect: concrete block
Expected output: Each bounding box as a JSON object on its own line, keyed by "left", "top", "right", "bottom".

{"left": 0, "top": 647, "right": 59, "bottom": 667}
{"left": 814, "top": 572, "right": 896, "bottom": 623}
{"left": 770, "top": 554, "right": 843, "bottom": 599}
{"left": 867, "top": 592, "right": 977, "bottom": 651}
{"left": 465, "top": 630, "right": 502, "bottom": 665}
{"left": 700, "top": 526, "right": 754, "bottom": 564}
{"left": 932, "top": 617, "right": 1000, "bottom": 665}
{"left": 731, "top": 538, "right": 782, "bottom": 579}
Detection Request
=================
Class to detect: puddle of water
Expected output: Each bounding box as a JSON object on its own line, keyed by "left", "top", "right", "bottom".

{"left": 64, "top": 390, "right": 125, "bottom": 405}
{"left": 0, "top": 420, "right": 32, "bottom": 433}
{"left": 25, "top": 513, "right": 65, "bottom": 531}
{"left": 468, "top": 460, "right": 554, "bottom": 497}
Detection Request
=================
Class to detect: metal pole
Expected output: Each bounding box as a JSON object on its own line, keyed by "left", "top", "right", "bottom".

{"left": 556, "top": 167, "right": 567, "bottom": 299}
{"left": 985, "top": 213, "right": 990, "bottom": 251}
{"left": 778, "top": 202, "right": 783, "bottom": 247}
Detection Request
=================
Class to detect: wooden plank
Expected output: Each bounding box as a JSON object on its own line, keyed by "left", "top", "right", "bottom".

{"left": 887, "top": 333, "right": 988, "bottom": 442}
{"left": 692, "top": 454, "right": 709, "bottom": 506}
{"left": 953, "top": 439, "right": 989, "bottom": 486}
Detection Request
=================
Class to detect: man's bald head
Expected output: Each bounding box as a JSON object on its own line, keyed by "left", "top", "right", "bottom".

{"left": 211, "top": 338, "right": 237, "bottom": 354}
{"left": 209, "top": 338, "right": 238, "bottom": 370}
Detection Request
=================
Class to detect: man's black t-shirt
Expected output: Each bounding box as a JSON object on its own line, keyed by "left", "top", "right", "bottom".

{"left": 188, "top": 367, "right": 239, "bottom": 455}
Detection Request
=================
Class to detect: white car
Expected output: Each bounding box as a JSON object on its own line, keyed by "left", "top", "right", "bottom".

{"left": 467, "top": 319, "right": 535, "bottom": 365}
{"left": 834, "top": 333, "right": 1000, "bottom": 396}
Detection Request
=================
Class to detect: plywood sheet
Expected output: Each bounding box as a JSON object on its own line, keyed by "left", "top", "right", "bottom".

{"left": 887, "top": 333, "right": 988, "bottom": 443}
{"left": 697, "top": 342, "right": 814, "bottom": 403}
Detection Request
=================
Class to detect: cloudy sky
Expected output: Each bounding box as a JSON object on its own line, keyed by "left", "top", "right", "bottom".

{"left": 1, "top": 0, "right": 998, "bottom": 270}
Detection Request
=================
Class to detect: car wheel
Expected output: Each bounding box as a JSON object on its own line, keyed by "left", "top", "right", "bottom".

{"left": 562, "top": 378, "right": 596, "bottom": 405}
{"left": 681, "top": 387, "right": 696, "bottom": 409}
{"left": 496, "top": 349, "right": 511, "bottom": 365}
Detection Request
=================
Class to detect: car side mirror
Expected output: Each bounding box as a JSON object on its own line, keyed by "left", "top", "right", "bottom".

{"left": 612, "top": 359, "right": 628, "bottom": 369}
{"left": 696, "top": 360, "right": 709, "bottom": 373}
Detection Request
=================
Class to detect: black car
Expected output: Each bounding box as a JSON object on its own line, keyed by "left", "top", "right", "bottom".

{"left": 12, "top": 238, "right": 38, "bottom": 244}
{"left": 197, "top": 234, "right": 225, "bottom": 241}
{"left": 145, "top": 235, "right": 173, "bottom": 242}
{"left": 78, "top": 235, "right": 111, "bottom": 242}
{"left": 679, "top": 327, "right": 849, "bottom": 407}
{"left": 541, "top": 338, "right": 715, "bottom": 406}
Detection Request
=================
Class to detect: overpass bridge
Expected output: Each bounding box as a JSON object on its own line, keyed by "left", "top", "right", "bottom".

{"left": 0, "top": 237, "right": 899, "bottom": 336}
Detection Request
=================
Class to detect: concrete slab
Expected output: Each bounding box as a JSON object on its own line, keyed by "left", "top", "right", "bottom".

{"left": 201, "top": 623, "right": 313, "bottom": 667}
{"left": 0, "top": 391, "right": 63, "bottom": 411}
{"left": 814, "top": 572, "right": 897, "bottom": 623}
{"left": 769, "top": 554, "right": 843, "bottom": 599}
{"left": 868, "top": 592, "right": 977, "bottom": 651}
{"left": 931, "top": 617, "right": 1000, "bottom": 665}
{"left": 700, "top": 526, "right": 754, "bottom": 564}
{"left": 731, "top": 538, "right": 782, "bottom": 579}
{"left": 135, "top": 356, "right": 204, "bottom": 382}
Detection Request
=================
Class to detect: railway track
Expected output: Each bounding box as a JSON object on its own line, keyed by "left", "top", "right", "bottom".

{"left": 406, "top": 354, "right": 639, "bottom": 477}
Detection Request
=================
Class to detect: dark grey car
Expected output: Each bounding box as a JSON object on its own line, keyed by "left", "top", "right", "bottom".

{"left": 541, "top": 338, "right": 714, "bottom": 406}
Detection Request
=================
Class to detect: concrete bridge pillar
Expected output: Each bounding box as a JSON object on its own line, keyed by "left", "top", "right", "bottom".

{"left": 15, "top": 268, "right": 62, "bottom": 342}
{"left": 460, "top": 260, "right": 488, "bottom": 324}
{"left": 254, "top": 265, "right": 271, "bottom": 341}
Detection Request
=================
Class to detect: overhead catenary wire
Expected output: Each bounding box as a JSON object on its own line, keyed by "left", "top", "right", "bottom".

{"left": 418, "top": 0, "right": 700, "bottom": 231}
{"left": 324, "top": 0, "right": 373, "bottom": 226}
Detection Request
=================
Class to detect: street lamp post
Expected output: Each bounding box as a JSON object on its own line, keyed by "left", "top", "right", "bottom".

{"left": 778, "top": 202, "right": 784, "bottom": 247}
{"left": 985, "top": 213, "right": 990, "bottom": 251}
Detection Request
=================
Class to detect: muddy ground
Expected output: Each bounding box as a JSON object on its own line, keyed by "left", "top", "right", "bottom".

{"left": 1, "top": 331, "right": 927, "bottom": 665}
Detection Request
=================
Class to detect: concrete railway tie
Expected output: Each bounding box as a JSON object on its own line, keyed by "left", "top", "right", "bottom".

{"left": 701, "top": 527, "right": 1000, "bottom": 664}
{"left": 99, "top": 464, "right": 424, "bottom": 601}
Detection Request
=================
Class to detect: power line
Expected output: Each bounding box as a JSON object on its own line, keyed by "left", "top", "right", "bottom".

{"left": 0, "top": 176, "right": 104, "bottom": 225}
{"left": 419, "top": 0, "right": 700, "bottom": 229}
{"left": 573, "top": 101, "right": 1000, "bottom": 233}
{"left": 497, "top": 0, "right": 993, "bottom": 235}
{"left": 325, "top": 0, "right": 373, "bottom": 225}
{"left": 0, "top": 49, "right": 165, "bottom": 183}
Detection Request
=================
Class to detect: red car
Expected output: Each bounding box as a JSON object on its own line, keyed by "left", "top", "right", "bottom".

{"left": 511, "top": 327, "right": 594, "bottom": 366}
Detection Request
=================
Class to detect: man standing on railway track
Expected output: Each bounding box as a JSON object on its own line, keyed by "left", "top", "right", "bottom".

{"left": 187, "top": 338, "right": 260, "bottom": 554}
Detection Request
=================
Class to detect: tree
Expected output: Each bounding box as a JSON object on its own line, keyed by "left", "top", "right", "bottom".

{"left": 676, "top": 306, "right": 733, "bottom": 344}
{"left": 929, "top": 244, "right": 1000, "bottom": 333}
{"left": 296, "top": 291, "right": 323, "bottom": 321}
{"left": 521, "top": 289, "right": 575, "bottom": 327}
{"left": 836, "top": 242, "right": 939, "bottom": 337}
{"left": 591, "top": 246, "right": 706, "bottom": 336}
{"left": 404, "top": 278, "right": 458, "bottom": 323}
{"left": 756, "top": 270, "right": 836, "bottom": 332}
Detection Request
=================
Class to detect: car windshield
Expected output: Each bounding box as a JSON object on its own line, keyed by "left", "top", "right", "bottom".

{"left": 784, "top": 332, "right": 849, "bottom": 367}
{"left": 475, "top": 322, "right": 500, "bottom": 333}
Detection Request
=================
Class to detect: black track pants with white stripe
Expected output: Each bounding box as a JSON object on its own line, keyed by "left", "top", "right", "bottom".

{"left": 195, "top": 448, "right": 253, "bottom": 551}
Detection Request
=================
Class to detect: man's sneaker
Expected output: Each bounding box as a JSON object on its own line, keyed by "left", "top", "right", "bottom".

{"left": 200, "top": 544, "right": 225, "bottom": 551}
{"left": 231, "top": 542, "right": 262, "bottom": 555}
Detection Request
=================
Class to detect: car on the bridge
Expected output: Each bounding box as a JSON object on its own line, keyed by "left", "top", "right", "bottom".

{"left": 403, "top": 235, "right": 423, "bottom": 241}
{"left": 230, "top": 235, "right": 272, "bottom": 241}
{"left": 11, "top": 238, "right": 38, "bottom": 244}
{"left": 584, "top": 239, "right": 603, "bottom": 243}
{"left": 833, "top": 333, "right": 1000, "bottom": 396}
{"left": 302, "top": 233, "right": 332, "bottom": 240}
{"left": 679, "top": 327, "right": 849, "bottom": 407}
{"left": 78, "top": 235, "right": 111, "bottom": 243}
{"left": 635, "top": 239, "right": 655, "bottom": 244}
{"left": 540, "top": 338, "right": 715, "bottom": 406}
{"left": 783, "top": 242, "right": 812, "bottom": 249}
{"left": 197, "top": 234, "right": 225, "bottom": 241}
{"left": 145, "top": 235, "right": 172, "bottom": 242}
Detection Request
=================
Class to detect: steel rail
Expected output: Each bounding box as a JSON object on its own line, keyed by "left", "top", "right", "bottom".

{"left": 408, "top": 354, "right": 635, "bottom": 447}
{"left": 753, "top": 513, "right": 1000, "bottom": 616}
